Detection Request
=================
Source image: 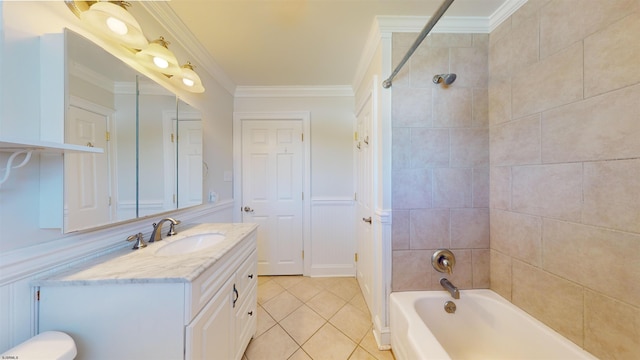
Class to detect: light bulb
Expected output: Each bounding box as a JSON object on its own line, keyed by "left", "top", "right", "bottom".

{"left": 153, "top": 56, "right": 169, "bottom": 69}
{"left": 106, "top": 16, "right": 128, "bottom": 35}
{"left": 182, "top": 78, "right": 195, "bottom": 87}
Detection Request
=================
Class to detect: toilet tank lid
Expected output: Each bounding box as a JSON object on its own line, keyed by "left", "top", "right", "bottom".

{"left": 1, "top": 331, "right": 77, "bottom": 360}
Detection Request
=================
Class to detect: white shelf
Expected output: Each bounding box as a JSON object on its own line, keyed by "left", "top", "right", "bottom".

{"left": 1, "top": 137, "right": 103, "bottom": 187}
{"left": 0, "top": 137, "right": 104, "bottom": 154}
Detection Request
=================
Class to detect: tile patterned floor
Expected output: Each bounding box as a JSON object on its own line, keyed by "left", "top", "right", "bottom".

{"left": 242, "top": 276, "right": 395, "bottom": 360}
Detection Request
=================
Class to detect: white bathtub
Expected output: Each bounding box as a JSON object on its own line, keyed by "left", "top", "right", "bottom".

{"left": 390, "top": 290, "right": 598, "bottom": 360}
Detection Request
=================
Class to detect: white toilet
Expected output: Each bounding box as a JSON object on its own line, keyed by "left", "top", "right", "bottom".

{"left": 0, "top": 331, "right": 77, "bottom": 360}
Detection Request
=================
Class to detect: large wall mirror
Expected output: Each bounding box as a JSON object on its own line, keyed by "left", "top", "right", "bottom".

{"left": 63, "top": 29, "right": 203, "bottom": 233}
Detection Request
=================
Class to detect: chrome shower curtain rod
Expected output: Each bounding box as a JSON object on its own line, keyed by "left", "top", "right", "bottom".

{"left": 382, "top": 0, "right": 455, "bottom": 89}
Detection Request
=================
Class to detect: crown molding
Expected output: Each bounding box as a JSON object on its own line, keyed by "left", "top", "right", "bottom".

{"left": 235, "top": 86, "right": 354, "bottom": 98}
{"left": 489, "top": 0, "right": 529, "bottom": 32}
{"left": 376, "top": 15, "right": 489, "bottom": 34}
{"left": 140, "top": 2, "right": 237, "bottom": 96}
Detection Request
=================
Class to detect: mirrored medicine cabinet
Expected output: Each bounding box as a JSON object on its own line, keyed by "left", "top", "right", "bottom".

{"left": 63, "top": 29, "right": 203, "bottom": 233}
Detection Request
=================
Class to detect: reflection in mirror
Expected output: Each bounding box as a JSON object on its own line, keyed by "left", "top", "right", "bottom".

{"left": 64, "top": 29, "right": 138, "bottom": 232}
{"left": 62, "top": 29, "right": 204, "bottom": 233}
{"left": 137, "top": 75, "right": 178, "bottom": 217}
{"left": 176, "top": 99, "right": 203, "bottom": 208}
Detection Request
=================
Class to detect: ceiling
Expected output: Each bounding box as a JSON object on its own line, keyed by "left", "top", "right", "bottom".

{"left": 165, "top": 0, "right": 508, "bottom": 88}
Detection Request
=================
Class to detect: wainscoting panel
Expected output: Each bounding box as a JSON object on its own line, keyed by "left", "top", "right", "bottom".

{"left": 309, "top": 198, "right": 356, "bottom": 277}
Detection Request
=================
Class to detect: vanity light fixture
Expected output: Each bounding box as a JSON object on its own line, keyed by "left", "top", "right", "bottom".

{"left": 76, "top": 1, "right": 148, "bottom": 49}
{"left": 174, "top": 62, "right": 205, "bottom": 93}
{"left": 136, "top": 36, "right": 182, "bottom": 76}
{"left": 64, "top": 1, "right": 205, "bottom": 93}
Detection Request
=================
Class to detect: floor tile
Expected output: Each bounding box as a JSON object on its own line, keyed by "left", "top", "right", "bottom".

{"left": 289, "top": 349, "right": 313, "bottom": 360}
{"left": 255, "top": 305, "right": 277, "bottom": 337}
{"left": 349, "top": 347, "right": 377, "bottom": 360}
{"left": 262, "top": 290, "right": 304, "bottom": 322}
{"left": 246, "top": 276, "right": 393, "bottom": 360}
{"left": 280, "top": 305, "right": 326, "bottom": 345}
{"left": 245, "top": 325, "right": 299, "bottom": 360}
{"left": 327, "top": 278, "right": 362, "bottom": 301}
{"left": 330, "top": 303, "right": 372, "bottom": 343}
{"left": 258, "top": 279, "right": 285, "bottom": 304}
{"left": 302, "top": 323, "right": 357, "bottom": 360}
{"left": 288, "top": 280, "right": 323, "bottom": 302}
{"left": 306, "top": 289, "right": 347, "bottom": 320}
{"left": 349, "top": 293, "right": 370, "bottom": 315}
{"left": 273, "top": 275, "right": 305, "bottom": 289}
{"left": 359, "top": 330, "right": 395, "bottom": 360}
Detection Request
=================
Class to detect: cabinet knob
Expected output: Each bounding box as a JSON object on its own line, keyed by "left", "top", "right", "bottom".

{"left": 248, "top": 311, "right": 253, "bottom": 316}
{"left": 248, "top": 274, "right": 254, "bottom": 279}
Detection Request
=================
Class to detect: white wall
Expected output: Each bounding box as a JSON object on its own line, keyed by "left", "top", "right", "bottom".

{"left": 0, "top": 2, "right": 235, "bottom": 352}
{"left": 234, "top": 94, "right": 356, "bottom": 276}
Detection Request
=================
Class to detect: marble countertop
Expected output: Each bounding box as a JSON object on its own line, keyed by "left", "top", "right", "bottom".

{"left": 33, "top": 223, "right": 258, "bottom": 286}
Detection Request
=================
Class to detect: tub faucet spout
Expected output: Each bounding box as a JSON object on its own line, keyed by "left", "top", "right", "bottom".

{"left": 440, "top": 278, "right": 460, "bottom": 299}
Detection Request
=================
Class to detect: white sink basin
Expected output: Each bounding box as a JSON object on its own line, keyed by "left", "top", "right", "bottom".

{"left": 154, "top": 233, "right": 226, "bottom": 256}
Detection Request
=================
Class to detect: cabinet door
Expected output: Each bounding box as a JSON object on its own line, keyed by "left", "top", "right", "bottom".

{"left": 186, "top": 277, "right": 235, "bottom": 360}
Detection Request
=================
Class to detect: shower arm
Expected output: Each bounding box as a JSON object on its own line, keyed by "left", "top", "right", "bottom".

{"left": 381, "top": 0, "right": 454, "bottom": 89}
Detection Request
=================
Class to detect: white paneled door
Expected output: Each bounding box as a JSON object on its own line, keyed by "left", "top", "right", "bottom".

{"left": 242, "top": 120, "right": 304, "bottom": 275}
{"left": 64, "top": 105, "right": 110, "bottom": 232}
{"left": 177, "top": 120, "right": 203, "bottom": 208}
{"left": 355, "top": 93, "right": 374, "bottom": 314}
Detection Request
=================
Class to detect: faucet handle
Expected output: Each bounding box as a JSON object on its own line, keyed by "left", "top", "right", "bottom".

{"left": 432, "top": 249, "right": 456, "bottom": 274}
{"left": 167, "top": 222, "right": 178, "bottom": 237}
{"left": 126, "top": 232, "right": 147, "bottom": 250}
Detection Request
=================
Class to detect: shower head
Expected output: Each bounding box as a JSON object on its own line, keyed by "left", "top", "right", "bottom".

{"left": 433, "top": 73, "right": 457, "bottom": 85}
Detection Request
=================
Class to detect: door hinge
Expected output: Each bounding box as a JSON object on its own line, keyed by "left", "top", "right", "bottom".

{"left": 105, "top": 131, "right": 110, "bottom": 141}
{"left": 302, "top": 192, "right": 304, "bottom": 200}
{"left": 173, "top": 194, "right": 176, "bottom": 203}
{"left": 108, "top": 196, "right": 112, "bottom": 206}
{"left": 36, "top": 290, "right": 40, "bottom": 301}
{"left": 354, "top": 131, "right": 358, "bottom": 141}
{"left": 302, "top": 250, "right": 305, "bottom": 260}
{"left": 354, "top": 192, "right": 357, "bottom": 201}
{"left": 355, "top": 253, "right": 358, "bottom": 262}
{"left": 301, "top": 133, "right": 304, "bottom": 142}
{"left": 171, "top": 133, "right": 175, "bottom": 143}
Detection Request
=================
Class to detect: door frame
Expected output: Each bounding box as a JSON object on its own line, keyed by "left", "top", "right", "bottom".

{"left": 233, "top": 111, "right": 311, "bottom": 275}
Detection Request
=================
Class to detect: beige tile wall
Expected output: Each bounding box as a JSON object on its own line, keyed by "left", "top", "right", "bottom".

{"left": 391, "top": 33, "right": 490, "bottom": 292}
{"left": 489, "top": 1, "right": 640, "bottom": 358}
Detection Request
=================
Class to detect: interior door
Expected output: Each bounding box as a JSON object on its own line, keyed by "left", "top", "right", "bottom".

{"left": 355, "top": 94, "right": 374, "bottom": 313}
{"left": 64, "top": 105, "right": 111, "bottom": 231}
{"left": 177, "top": 119, "right": 203, "bottom": 208}
{"left": 241, "top": 120, "right": 304, "bottom": 275}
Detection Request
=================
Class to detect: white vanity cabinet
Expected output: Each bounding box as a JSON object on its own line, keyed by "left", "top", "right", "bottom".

{"left": 36, "top": 226, "right": 257, "bottom": 360}
{"left": 185, "top": 248, "right": 257, "bottom": 359}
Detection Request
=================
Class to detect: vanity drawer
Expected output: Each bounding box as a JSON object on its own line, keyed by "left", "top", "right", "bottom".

{"left": 235, "top": 250, "right": 257, "bottom": 296}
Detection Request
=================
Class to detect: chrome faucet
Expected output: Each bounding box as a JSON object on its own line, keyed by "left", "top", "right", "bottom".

{"left": 149, "top": 218, "right": 181, "bottom": 242}
{"left": 432, "top": 249, "right": 456, "bottom": 275}
{"left": 126, "top": 232, "right": 147, "bottom": 250}
{"left": 440, "top": 278, "right": 460, "bottom": 299}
